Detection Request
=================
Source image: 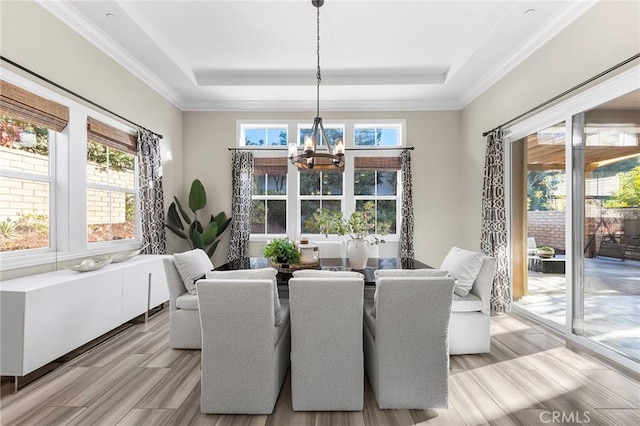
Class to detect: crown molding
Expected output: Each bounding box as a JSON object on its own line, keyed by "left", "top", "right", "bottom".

{"left": 458, "top": 0, "right": 598, "bottom": 108}
{"left": 183, "top": 98, "right": 462, "bottom": 112}
{"left": 37, "top": 0, "right": 186, "bottom": 110}
{"left": 196, "top": 68, "right": 448, "bottom": 86}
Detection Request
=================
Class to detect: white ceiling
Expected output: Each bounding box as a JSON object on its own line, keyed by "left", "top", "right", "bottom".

{"left": 39, "top": 0, "right": 597, "bottom": 111}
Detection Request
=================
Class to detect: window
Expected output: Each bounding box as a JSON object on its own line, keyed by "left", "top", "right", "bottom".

{"left": 0, "top": 76, "right": 141, "bottom": 269}
{"left": 354, "top": 157, "right": 399, "bottom": 234}
{"left": 299, "top": 171, "right": 344, "bottom": 234}
{"left": 86, "top": 118, "right": 138, "bottom": 243}
{"left": 354, "top": 124, "right": 402, "bottom": 146}
{"left": 0, "top": 115, "right": 53, "bottom": 252}
{"left": 241, "top": 124, "right": 287, "bottom": 146}
{"left": 86, "top": 143, "right": 136, "bottom": 242}
{"left": 298, "top": 124, "right": 344, "bottom": 147}
{"left": 239, "top": 119, "right": 405, "bottom": 243}
{"left": 251, "top": 158, "right": 288, "bottom": 234}
{"left": 0, "top": 79, "right": 68, "bottom": 255}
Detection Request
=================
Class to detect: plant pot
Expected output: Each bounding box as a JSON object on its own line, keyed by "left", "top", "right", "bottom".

{"left": 537, "top": 248, "right": 555, "bottom": 259}
{"left": 347, "top": 238, "right": 369, "bottom": 270}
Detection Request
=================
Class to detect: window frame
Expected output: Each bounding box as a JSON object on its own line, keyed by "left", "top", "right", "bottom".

{"left": 250, "top": 168, "right": 288, "bottom": 236}
{"left": 353, "top": 168, "right": 400, "bottom": 235}
{"left": 0, "top": 69, "right": 142, "bottom": 271}
{"left": 85, "top": 140, "right": 139, "bottom": 246}
{"left": 0, "top": 127, "right": 57, "bottom": 257}
{"left": 238, "top": 122, "right": 289, "bottom": 148}
{"left": 238, "top": 119, "right": 406, "bottom": 243}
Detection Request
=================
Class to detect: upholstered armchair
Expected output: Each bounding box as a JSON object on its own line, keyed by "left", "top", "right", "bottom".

{"left": 288, "top": 270, "right": 364, "bottom": 411}
{"left": 197, "top": 276, "right": 290, "bottom": 414}
{"left": 162, "top": 257, "right": 203, "bottom": 349}
{"left": 363, "top": 274, "right": 455, "bottom": 409}
{"left": 448, "top": 255, "right": 496, "bottom": 355}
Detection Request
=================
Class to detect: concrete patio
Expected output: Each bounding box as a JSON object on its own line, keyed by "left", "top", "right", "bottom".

{"left": 515, "top": 257, "right": 640, "bottom": 363}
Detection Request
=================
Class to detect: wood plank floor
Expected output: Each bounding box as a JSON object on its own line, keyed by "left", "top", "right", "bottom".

{"left": 1, "top": 309, "right": 638, "bottom": 426}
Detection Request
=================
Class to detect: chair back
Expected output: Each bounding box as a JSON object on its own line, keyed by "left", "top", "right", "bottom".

{"left": 470, "top": 256, "right": 496, "bottom": 315}
{"left": 374, "top": 276, "right": 454, "bottom": 407}
{"left": 162, "top": 257, "right": 187, "bottom": 311}
{"left": 197, "top": 278, "right": 289, "bottom": 414}
{"left": 288, "top": 276, "right": 364, "bottom": 410}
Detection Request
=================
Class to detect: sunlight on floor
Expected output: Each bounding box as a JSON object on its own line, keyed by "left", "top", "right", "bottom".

{"left": 515, "top": 258, "right": 640, "bottom": 363}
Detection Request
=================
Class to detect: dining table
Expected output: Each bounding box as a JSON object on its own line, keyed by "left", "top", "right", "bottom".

{"left": 216, "top": 257, "right": 432, "bottom": 294}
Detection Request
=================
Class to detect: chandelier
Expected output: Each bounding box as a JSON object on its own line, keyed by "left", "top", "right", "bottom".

{"left": 288, "top": 0, "right": 345, "bottom": 171}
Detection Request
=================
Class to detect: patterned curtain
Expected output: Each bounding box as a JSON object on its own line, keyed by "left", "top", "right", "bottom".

{"left": 228, "top": 151, "right": 254, "bottom": 261}
{"left": 400, "top": 149, "right": 415, "bottom": 258}
{"left": 481, "top": 129, "right": 511, "bottom": 313}
{"left": 137, "top": 129, "right": 166, "bottom": 254}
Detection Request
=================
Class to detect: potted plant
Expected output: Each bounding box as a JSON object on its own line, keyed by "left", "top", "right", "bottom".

{"left": 263, "top": 238, "right": 300, "bottom": 267}
{"left": 165, "top": 179, "right": 231, "bottom": 260}
{"left": 313, "top": 202, "right": 385, "bottom": 269}
{"left": 537, "top": 246, "right": 555, "bottom": 258}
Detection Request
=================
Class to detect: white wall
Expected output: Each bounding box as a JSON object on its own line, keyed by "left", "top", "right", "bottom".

{"left": 0, "top": 1, "right": 184, "bottom": 278}
{"left": 460, "top": 0, "right": 640, "bottom": 251}
{"left": 183, "top": 110, "right": 461, "bottom": 267}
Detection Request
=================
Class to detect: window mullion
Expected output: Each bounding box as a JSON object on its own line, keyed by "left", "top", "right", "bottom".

{"left": 68, "top": 109, "right": 88, "bottom": 252}
{"left": 344, "top": 151, "right": 355, "bottom": 218}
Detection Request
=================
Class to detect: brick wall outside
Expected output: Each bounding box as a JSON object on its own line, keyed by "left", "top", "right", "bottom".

{"left": 0, "top": 147, "right": 134, "bottom": 225}
{"left": 527, "top": 211, "right": 566, "bottom": 251}
{"left": 528, "top": 208, "right": 638, "bottom": 254}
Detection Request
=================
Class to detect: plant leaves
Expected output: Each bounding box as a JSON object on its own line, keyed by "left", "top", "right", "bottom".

{"left": 206, "top": 240, "right": 220, "bottom": 259}
{"left": 165, "top": 223, "right": 189, "bottom": 241}
{"left": 166, "top": 203, "right": 184, "bottom": 230}
{"left": 174, "top": 196, "right": 192, "bottom": 225}
{"left": 192, "top": 228, "right": 205, "bottom": 249}
{"left": 202, "top": 221, "right": 218, "bottom": 246}
{"left": 214, "top": 213, "right": 232, "bottom": 236}
{"left": 189, "top": 179, "right": 207, "bottom": 212}
{"left": 190, "top": 219, "right": 203, "bottom": 234}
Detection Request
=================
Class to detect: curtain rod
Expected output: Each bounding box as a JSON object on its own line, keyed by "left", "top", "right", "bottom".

{"left": 228, "top": 146, "right": 414, "bottom": 151}
{"left": 481, "top": 53, "right": 640, "bottom": 137}
{"left": 1, "top": 56, "right": 163, "bottom": 139}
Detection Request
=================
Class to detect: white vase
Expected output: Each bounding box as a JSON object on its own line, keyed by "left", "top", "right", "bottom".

{"left": 347, "top": 238, "right": 369, "bottom": 270}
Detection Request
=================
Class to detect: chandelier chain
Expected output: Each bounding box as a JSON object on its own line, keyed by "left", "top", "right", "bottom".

{"left": 316, "top": 6, "right": 321, "bottom": 85}
{"left": 316, "top": 5, "right": 321, "bottom": 118}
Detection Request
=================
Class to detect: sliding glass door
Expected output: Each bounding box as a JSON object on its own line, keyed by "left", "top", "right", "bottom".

{"left": 509, "top": 80, "right": 639, "bottom": 365}
{"left": 574, "top": 92, "right": 640, "bottom": 362}
{"left": 512, "top": 122, "right": 567, "bottom": 326}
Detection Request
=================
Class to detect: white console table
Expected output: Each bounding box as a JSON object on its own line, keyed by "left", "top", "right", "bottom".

{"left": 0, "top": 255, "right": 169, "bottom": 381}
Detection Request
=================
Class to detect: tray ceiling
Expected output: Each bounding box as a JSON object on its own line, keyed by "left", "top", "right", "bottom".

{"left": 39, "top": 0, "right": 597, "bottom": 111}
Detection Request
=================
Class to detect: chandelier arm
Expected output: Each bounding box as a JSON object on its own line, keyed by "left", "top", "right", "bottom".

{"left": 318, "top": 119, "right": 332, "bottom": 151}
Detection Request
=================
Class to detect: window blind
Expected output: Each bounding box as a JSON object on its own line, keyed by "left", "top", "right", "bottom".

{"left": 354, "top": 156, "right": 401, "bottom": 170}
{"left": 87, "top": 117, "right": 137, "bottom": 154}
{"left": 0, "top": 80, "right": 69, "bottom": 132}
{"left": 254, "top": 157, "right": 288, "bottom": 174}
